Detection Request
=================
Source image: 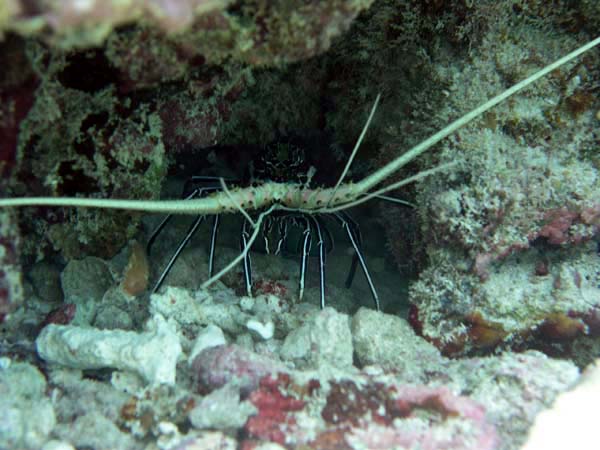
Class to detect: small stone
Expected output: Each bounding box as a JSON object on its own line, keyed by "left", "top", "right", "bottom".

{"left": 192, "top": 344, "right": 287, "bottom": 395}
{"left": 189, "top": 383, "right": 256, "bottom": 430}
{"left": 150, "top": 287, "right": 248, "bottom": 334}
{"left": 0, "top": 362, "right": 56, "bottom": 449}
{"left": 61, "top": 257, "right": 114, "bottom": 325}
{"left": 28, "top": 261, "right": 63, "bottom": 304}
{"left": 281, "top": 307, "right": 353, "bottom": 369}
{"left": 94, "top": 304, "right": 133, "bottom": 330}
{"left": 235, "top": 333, "right": 255, "bottom": 351}
{"left": 351, "top": 307, "right": 442, "bottom": 379}
{"left": 280, "top": 324, "right": 311, "bottom": 366}
{"left": 150, "top": 286, "right": 205, "bottom": 327}
{"left": 189, "top": 324, "right": 227, "bottom": 365}
{"left": 246, "top": 319, "right": 275, "bottom": 340}
{"left": 57, "top": 412, "right": 134, "bottom": 449}
{"left": 41, "top": 441, "right": 75, "bottom": 450}
{"left": 166, "top": 431, "right": 237, "bottom": 450}
{"left": 277, "top": 302, "right": 320, "bottom": 336}
{"left": 248, "top": 294, "right": 289, "bottom": 317}
{"left": 121, "top": 240, "right": 150, "bottom": 296}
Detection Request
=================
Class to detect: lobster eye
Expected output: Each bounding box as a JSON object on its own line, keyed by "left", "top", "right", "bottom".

{"left": 253, "top": 140, "right": 308, "bottom": 184}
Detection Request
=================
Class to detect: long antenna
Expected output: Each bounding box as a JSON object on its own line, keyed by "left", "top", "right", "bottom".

{"left": 327, "top": 93, "right": 381, "bottom": 206}
{"left": 354, "top": 35, "right": 600, "bottom": 196}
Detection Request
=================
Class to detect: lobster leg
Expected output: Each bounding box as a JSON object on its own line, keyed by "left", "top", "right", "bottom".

{"left": 274, "top": 217, "right": 288, "bottom": 256}
{"left": 308, "top": 216, "right": 326, "bottom": 309}
{"left": 208, "top": 214, "right": 220, "bottom": 278}
{"left": 334, "top": 212, "right": 380, "bottom": 311}
{"left": 152, "top": 215, "right": 206, "bottom": 293}
{"left": 339, "top": 212, "right": 362, "bottom": 288}
{"left": 240, "top": 218, "right": 253, "bottom": 297}
{"left": 298, "top": 217, "right": 312, "bottom": 302}
{"left": 147, "top": 185, "right": 219, "bottom": 255}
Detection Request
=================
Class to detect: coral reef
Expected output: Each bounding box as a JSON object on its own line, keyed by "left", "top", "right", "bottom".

{"left": 0, "top": 0, "right": 374, "bottom": 65}
{"left": 1, "top": 1, "right": 376, "bottom": 263}
{"left": 9, "top": 40, "right": 168, "bottom": 260}
{"left": 321, "top": 0, "right": 600, "bottom": 356}
{"left": 406, "top": 18, "right": 600, "bottom": 354}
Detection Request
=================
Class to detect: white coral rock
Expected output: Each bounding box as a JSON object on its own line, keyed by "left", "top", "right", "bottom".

{"left": 36, "top": 314, "right": 181, "bottom": 385}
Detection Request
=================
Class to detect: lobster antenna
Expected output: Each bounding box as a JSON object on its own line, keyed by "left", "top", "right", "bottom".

{"left": 0, "top": 196, "right": 211, "bottom": 214}
{"left": 324, "top": 161, "right": 457, "bottom": 213}
{"left": 201, "top": 205, "right": 276, "bottom": 289}
{"left": 327, "top": 93, "right": 381, "bottom": 207}
{"left": 220, "top": 178, "right": 255, "bottom": 227}
{"left": 353, "top": 35, "right": 600, "bottom": 196}
{"left": 0, "top": 36, "right": 597, "bottom": 214}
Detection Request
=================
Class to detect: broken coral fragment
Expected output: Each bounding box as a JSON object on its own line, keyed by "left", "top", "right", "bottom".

{"left": 36, "top": 314, "right": 181, "bottom": 385}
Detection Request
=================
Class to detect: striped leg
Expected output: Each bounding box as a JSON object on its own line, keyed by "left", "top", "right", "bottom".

{"left": 240, "top": 218, "right": 253, "bottom": 297}
{"left": 208, "top": 214, "right": 220, "bottom": 278}
{"left": 334, "top": 212, "right": 380, "bottom": 311}
{"left": 297, "top": 217, "right": 312, "bottom": 302}
{"left": 339, "top": 212, "right": 362, "bottom": 288}
{"left": 147, "top": 185, "right": 219, "bottom": 255}
{"left": 274, "top": 217, "right": 289, "bottom": 256}
{"left": 262, "top": 215, "right": 274, "bottom": 255}
{"left": 152, "top": 215, "right": 206, "bottom": 293}
{"left": 308, "top": 216, "right": 326, "bottom": 309}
